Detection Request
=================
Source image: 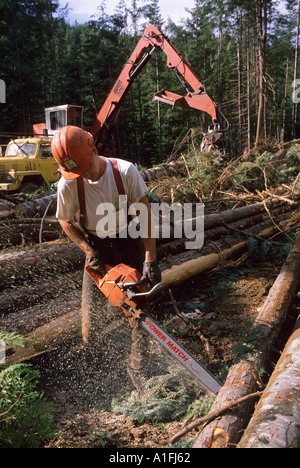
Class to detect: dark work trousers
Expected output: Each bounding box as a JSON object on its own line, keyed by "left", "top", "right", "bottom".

{"left": 81, "top": 233, "right": 148, "bottom": 392}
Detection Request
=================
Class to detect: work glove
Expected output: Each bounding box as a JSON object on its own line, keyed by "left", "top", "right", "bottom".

{"left": 141, "top": 260, "right": 162, "bottom": 287}
{"left": 86, "top": 251, "right": 107, "bottom": 277}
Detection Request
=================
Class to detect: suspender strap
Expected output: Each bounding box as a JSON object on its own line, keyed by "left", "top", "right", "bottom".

{"left": 76, "top": 158, "right": 125, "bottom": 228}
{"left": 76, "top": 176, "right": 86, "bottom": 228}
{"left": 110, "top": 157, "right": 125, "bottom": 195}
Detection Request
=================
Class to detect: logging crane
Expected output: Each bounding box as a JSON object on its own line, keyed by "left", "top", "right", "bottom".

{"left": 90, "top": 24, "right": 229, "bottom": 156}
{"left": 6, "top": 25, "right": 228, "bottom": 158}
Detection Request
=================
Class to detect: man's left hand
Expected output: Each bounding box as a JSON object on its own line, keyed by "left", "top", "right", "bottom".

{"left": 141, "top": 260, "right": 162, "bottom": 287}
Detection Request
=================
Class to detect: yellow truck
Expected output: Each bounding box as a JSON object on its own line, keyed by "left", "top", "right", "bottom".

{"left": 0, "top": 104, "right": 84, "bottom": 193}
{"left": 0, "top": 137, "right": 60, "bottom": 193}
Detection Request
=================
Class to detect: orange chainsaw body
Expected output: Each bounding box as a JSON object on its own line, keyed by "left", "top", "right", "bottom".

{"left": 85, "top": 263, "right": 144, "bottom": 317}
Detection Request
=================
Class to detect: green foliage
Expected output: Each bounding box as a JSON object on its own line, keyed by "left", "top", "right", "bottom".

{"left": 0, "top": 363, "right": 55, "bottom": 448}
{"left": 17, "top": 184, "right": 57, "bottom": 201}
{"left": 111, "top": 366, "right": 214, "bottom": 424}
{"left": 0, "top": 330, "right": 55, "bottom": 448}
{"left": 230, "top": 149, "right": 300, "bottom": 192}
{"left": 169, "top": 142, "right": 300, "bottom": 203}
{"left": 247, "top": 237, "right": 293, "bottom": 263}
{"left": 0, "top": 329, "right": 29, "bottom": 349}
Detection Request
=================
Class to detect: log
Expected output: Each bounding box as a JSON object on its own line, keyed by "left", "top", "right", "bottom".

{"left": 254, "top": 232, "right": 300, "bottom": 340}
{"left": 2, "top": 195, "right": 297, "bottom": 250}
{"left": 237, "top": 316, "right": 300, "bottom": 448}
{"left": 1, "top": 204, "right": 300, "bottom": 298}
{"left": 0, "top": 195, "right": 297, "bottom": 250}
{"left": 5, "top": 308, "right": 82, "bottom": 365}
{"left": 10, "top": 183, "right": 300, "bottom": 223}
{"left": 0, "top": 240, "right": 85, "bottom": 291}
{"left": 170, "top": 391, "right": 263, "bottom": 445}
{"left": 203, "top": 192, "right": 300, "bottom": 231}
{"left": 193, "top": 231, "right": 300, "bottom": 448}
{"left": 13, "top": 193, "right": 57, "bottom": 218}
{"left": 161, "top": 208, "right": 300, "bottom": 287}
{"left": 140, "top": 160, "right": 187, "bottom": 182}
{"left": 0, "top": 218, "right": 63, "bottom": 248}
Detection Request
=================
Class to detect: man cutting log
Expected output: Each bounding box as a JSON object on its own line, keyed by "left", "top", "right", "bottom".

{"left": 51, "top": 125, "right": 161, "bottom": 392}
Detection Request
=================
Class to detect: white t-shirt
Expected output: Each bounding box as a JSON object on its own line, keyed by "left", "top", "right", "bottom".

{"left": 56, "top": 158, "right": 148, "bottom": 237}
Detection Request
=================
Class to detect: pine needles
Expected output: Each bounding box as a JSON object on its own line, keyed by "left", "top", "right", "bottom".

{"left": 111, "top": 366, "right": 214, "bottom": 425}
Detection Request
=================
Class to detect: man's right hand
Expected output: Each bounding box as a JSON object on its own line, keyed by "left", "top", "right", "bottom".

{"left": 86, "top": 251, "right": 107, "bottom": 277}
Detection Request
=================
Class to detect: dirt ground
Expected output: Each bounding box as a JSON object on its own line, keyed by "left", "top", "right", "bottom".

{"left": 0, "top": 247, "right": 288, "bottom": 448}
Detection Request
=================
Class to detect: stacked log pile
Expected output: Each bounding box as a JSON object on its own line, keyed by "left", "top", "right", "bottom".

{"left": 1, "top": 192, "right": 300, "bottom": 291}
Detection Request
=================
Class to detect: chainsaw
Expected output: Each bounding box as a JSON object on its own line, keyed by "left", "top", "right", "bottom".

{"left": 85, "top": 262, "right": 221, "bottom": 395}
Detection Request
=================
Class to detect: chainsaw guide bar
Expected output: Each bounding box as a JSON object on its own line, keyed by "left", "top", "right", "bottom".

{"left": 139, "top": 312, "right": 221, "bottom": 394}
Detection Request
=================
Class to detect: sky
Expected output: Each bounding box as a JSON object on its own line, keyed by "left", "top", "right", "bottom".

{"left": 58, "top": 0, "right": 197, "bottom": 25}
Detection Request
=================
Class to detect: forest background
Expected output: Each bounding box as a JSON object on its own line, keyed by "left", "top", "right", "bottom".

{"left": 1, "top": 0, "right": 300, "bottom": 167}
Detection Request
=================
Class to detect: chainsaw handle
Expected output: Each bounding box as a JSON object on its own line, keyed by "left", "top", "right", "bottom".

{"left": 122, "top": 281, "right": 165, "bottom": 300}
{"left": 131, "top": 281, "right": 165, "bottom": 297}
{"left": 116, "top": 279, "right": 148, "bottom": 290}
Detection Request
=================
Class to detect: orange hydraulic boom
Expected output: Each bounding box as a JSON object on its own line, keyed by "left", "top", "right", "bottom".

{"left": 90, "top": 25, "right": 228, "bottom": 151}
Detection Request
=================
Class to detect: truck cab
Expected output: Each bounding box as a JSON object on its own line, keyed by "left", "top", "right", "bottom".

{"left": 0, "top": 137, "right": 60, "bottom": 193}
{"left": 0, "top": 104, "right": 84, "bottom": 193}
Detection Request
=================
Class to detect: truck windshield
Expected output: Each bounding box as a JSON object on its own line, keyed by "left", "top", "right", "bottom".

{"left": 5, "top": 142, "right": 37, "bottom": 156}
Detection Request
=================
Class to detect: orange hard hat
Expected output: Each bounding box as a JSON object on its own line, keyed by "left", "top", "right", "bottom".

{"left": 51, "top": 126, "right": 95, "bottom": 180}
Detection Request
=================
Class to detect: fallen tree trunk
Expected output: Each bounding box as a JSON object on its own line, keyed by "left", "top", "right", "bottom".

{"left": 9, "top": 183, "right": 300, "bottom": 223}
{"left": 170, "top": 391, "right": 263, "bottom": 445}
{"left": 192, "top": 231, "right": 300, "bottom": 448}
{"left": 161, "top": 208, "right": 300, "bottom": 287}
{"left": 140, "top": 160, "right": 187, "bottom": 182}
{"left": 0, "top": 218, "right": 63, "bottom": 248}
{"left": 0, "top": 240, "right": 85, "bottom": 291}
{"left": 237, "top": 315, "right": 300, "bottom": 448}
{"left": 1, "top": 194, "right": 298, "bottom": 250}
{"left": 2, "top": 195, "right": 297, "bottom": 250}
{"left": 13, "top": 193, "right": 57, "bottom": 218}
{"left": 203, "top": 193, "right": 300, "bottom": 231}
{"left": 5, "top": 308, "right": 82, "bottom": 365}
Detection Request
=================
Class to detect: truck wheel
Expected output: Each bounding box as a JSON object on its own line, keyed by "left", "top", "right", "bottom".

{"left": 19, "top": 183, "right": 39, "bottom": 194}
